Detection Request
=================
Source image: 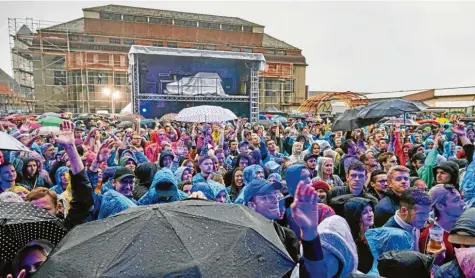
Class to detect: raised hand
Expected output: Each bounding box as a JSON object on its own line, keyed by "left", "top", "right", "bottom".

{"left": 452, "top": 122, "right": 466, "bottom": 137}
{"left": 55, "top": 121, "right": 75, "bottom": 147}
{"left": 7, "top": 269, "right": 26, "bottom": 278}
{"left": 291, "top": 181, "right": 319, "bottom": 241}
{"left": 19, "top": 121, "right": 31, "bottom": 133}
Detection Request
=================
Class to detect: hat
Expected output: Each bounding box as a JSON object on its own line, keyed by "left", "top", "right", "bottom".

{"left": 312, "top": 180, "right": 331, "bottom": 193}
{"left": 448, "top": 208, "right": 475, "bottom": 245}
{"left": 113, "top": 167, "right": 135, "bottom": 181}
{"left": 265, "top": 160, "right": 280, "bottom": 171}
{"left": 243, "top": 179, "right": 282, "bottom": 204}
{"left": 304, "top": 153, "right": 318, "bottom": 162}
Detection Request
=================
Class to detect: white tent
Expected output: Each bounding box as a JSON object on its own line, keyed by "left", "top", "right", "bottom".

{"left": 165, "top": 72, "right": 226, "bottom": 96}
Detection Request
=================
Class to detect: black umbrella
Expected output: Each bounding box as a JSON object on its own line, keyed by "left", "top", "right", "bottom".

{"left": 117, "top": 121, "right": 133, "bottom": 129}
{"left": 0, "top": 202, "right": 68, "bottom": 261}
{"left": 35, "top": 200, "right": 295, "bottom": 278}
{"left": 332, "top": 106, "right": 382, "bottom": 132}
{"left": 358, "top": 99, "right": 428, "bottom": 119}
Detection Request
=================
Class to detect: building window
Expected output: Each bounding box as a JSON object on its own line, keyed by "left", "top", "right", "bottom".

{"left": 153, "top": 41, "right": 163, "bottom": 47}
{"left": 124, "top": 39, "right": 135, "bottom": 45}
{"left": 86, "top": 53, "right": 94, "bottom": 64}
{"left": 98, "top": 53, "right": 109, "bottom": 64}
{"left": 284, "top": 80, "right": 294, "bottom": 91}
{"left": 123, "top": 15, "right": 135, "bottom": 22}
{"left": 167, "top": 42, "right": 177, "bottom": 48}
{"left": 174, "top": 20, "right": 185, "bottom": 26}
{"left": 83, "top": 36, "right": 95, "bottom": 42}
{"left": 200, "top": 22, "right": 220, "bottom": 29}
{"left": 277, "top": 50, "right": 286, "bottom": 55}
{"left": 221, "top": 24, "right": 233, "bottom": 31}
{"left": 68, "top": 35, "right": 80, "bottom": 41}
{"left": 195, "top": 44, "right": 204, "bottom": 50}
{"left": 109, "top": 38, "right": 121, "bottom": 44}
{"left": 243, "top": 26, "right": 253, "bottom": 32}
{"left": 231, "top": 47, "right": 241, "bottom": 52}
{"left": 267, "top": 49, "right": 275, "bottom": 55}
{"left": 150, "top": 17, "right": 172, "bottom": 25}
{"left": 206, "top": 45, "right": 216, "bottom": 50}
{"left": 242, "top": 48, "right": 253, "bottom": 53}
{"left": 185, "top": 20, "right": 197, "bottom": 27}
{"left": 100, "top": 12, "right": 121, "bottom": 20}
{"left": 54, "top": 71, "right": 66, "bottom": 85}
{"left": 135, "top": 16, "right": 147, "bottom": 23}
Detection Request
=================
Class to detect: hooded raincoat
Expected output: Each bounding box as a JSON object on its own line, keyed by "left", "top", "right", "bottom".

{"left": 137, "top": 168, "right": 187, "bottom": 205}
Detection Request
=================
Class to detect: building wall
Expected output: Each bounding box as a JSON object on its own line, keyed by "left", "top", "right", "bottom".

{"left": 292, "top": 64, "right": 307, "bottom": 106}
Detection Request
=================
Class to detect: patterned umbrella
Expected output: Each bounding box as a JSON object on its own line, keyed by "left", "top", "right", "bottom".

{"left": 0, "top": 202, "right": 68, "bottom": 261}
{"left": 0, "top": 132, "right": 30, "bottom": 152}
{"left": 176, "top": 105, "right": 237, "bottom": 123}
{"left": 159, "top": 113, "right": 178, "bottom": 122}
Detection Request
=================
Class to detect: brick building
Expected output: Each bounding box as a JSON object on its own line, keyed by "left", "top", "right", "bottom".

{"left": 10, "top": 4, "right": 306, "bottom": 113}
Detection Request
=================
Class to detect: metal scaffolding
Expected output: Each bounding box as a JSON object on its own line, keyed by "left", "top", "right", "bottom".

{"left": 8, "top": 17, "right": 130, "bottom": 114}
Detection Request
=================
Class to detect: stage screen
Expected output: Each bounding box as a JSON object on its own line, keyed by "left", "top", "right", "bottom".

{"left": 138, "top": 54, "right": 251, "bottom": 96}
{"left": 139, "top": 100, "right": 250, "bottom": 120}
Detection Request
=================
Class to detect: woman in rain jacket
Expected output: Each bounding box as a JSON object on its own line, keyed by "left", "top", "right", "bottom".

{"left": 137, "top": 168, "right": 188, "bottom": 205}
{"left": 207, "top": 180, "right": 230, "bottom": 203}
{"left": 365, "top": 227, "right": 414, "bottom": 276}
{"left": 233, "top": 165, "right": 265, "bottom": 204}
{"left": 226, "top": 167, "right": 244, "bottom": 203}
{"left": 17, "top": 156, "right": 48, "bottom": 190}
{"left": 50, "top": 166, "right": 70, "bottom": 195}
{"left": 443, "top": 141, "right": 456, "bottom": 160}
{"left": 344, "top": 197, "right": 375, "bottom": 274}
{"left": 289, "top": 142, "right": 305, "bottom": 164}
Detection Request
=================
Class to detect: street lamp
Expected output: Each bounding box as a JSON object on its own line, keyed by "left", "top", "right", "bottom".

{"left": 102, "top": 87, "right": 111, "bottom": 96}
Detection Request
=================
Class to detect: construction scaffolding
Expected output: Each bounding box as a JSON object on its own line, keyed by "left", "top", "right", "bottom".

{"left": 8, "top": 18, "right": 130, "bottom": 114}
{"left": 258, "top": 62, "right": 298, "bottom": 111}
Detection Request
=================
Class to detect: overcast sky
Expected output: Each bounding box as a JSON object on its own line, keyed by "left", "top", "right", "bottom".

{"left": 1, "top": 1, "right": 475, "bottom": 92}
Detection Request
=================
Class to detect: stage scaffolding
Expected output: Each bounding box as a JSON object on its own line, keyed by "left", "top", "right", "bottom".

{"left": 8, "top": 18, "right": 130, "bottom": 114}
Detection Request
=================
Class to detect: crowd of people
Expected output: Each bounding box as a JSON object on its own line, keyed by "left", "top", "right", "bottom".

{"left": 0, "top": 113, "right": 474, "bottom": 277}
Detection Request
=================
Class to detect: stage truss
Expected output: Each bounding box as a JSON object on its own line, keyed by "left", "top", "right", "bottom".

{"left": 298, "top": 91, "right": 370, "bottom": 113}
{"left": 129, "top": 53, "right": 261, "bottom": 123}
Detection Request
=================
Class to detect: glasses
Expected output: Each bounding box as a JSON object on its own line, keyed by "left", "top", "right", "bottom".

{"left": 255, "top": 192, "right": 284, "bottom": 202}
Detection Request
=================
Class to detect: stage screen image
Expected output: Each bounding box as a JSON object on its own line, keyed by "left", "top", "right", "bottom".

{"left": 138, "top": 54, "right": 251, "bottom": 96}
{"left": 139, "top": 100, "right": 250, "bottom": 120}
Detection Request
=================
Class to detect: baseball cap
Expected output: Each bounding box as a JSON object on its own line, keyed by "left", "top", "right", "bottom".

{"left": 243, "top": 179, "right": 282, "bottom": 204}
{"left": 304, "top": 153, "right": 319, "bottom": 162}
{"left": 265, "top": 160, "right": 280, "bottom": 171}
{"left": 113, "top": 167, "right": 135, "bottom": 181}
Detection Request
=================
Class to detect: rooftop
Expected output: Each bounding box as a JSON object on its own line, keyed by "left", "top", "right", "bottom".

{"left": 83, "top": 4, "right": 263, "bottom": 27}
{"left": 434, "top": 87, "right": 475, "bottom": 97}
{"left": 40, "top": 18, "right": 85, "bottom": 33}
{"left": 363, "top": 91, "right": 420, "bottom": 99}
{"left": 262, "top": 34, "right": 300, "bottom": 50}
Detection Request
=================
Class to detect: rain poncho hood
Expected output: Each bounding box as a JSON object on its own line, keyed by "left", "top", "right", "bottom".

{"left": 174, "top": 166, "right": 189, "bottom": 182}
{"left": 377, "top": 251, "right": 434, "bottom": 278}
{"left": 135, "top": 163, "right": 158, "bottom": 188}
{"left": 98, "top": 190, "right": 137, "bottom": 220}
{"left": 158, "top": 150, "right": 175, "bottom": 168}
{"left": 424, "top": 139, "right": 434, "bottom": 150}
{"left": 50, "top": 166, "right": 70, "bottom": 194}
{"left": 319, "top": 215, "right": 358, "bottom": 277}
{"left": 243, "top": 165, "right": 264, "bottom": 186}
{"left": 191, "top": 182, "right": 214, "bottom": 200}
{"left": 284, "top": 164, "right": 305, "bottom": 196}
{"left": 137, "top": 168, "right": 185, "bottom": 205}
{"left": 455, "top": 247, "right": 475, "bottom": 278}
{"left": 207, "top": 180, "right": 230, "bottom": 202}
{"left": 268, "top": 173, "right": 282, "bottom": 183}
{"left": 344, "top": 197, "right": 374, "bottom": 241}
{"left": 433, "top": 161, "right": 459, "bottom": 186}
{"left": 443, "top": 141, "right": 456, "bottom": 160}
{"left": 365, "top": 227, "right": 414, "bottom": 275}
{"left": 461, "top": 152, "right": 475, "bottom": 208}
{"left": 119, "top": 156, "right": 137, "bottom": 167}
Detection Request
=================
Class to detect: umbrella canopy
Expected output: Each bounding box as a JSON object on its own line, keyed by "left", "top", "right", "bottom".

{"left": 159, "top": 113, "right": 178, "bottom": 122}
{"left": 0, "top": 202, "right": 68, "bottom": 261}
{"left": 35, "top": 200, "right": 295, "bottom": 278}
{"left": 38, "top": 126, "right": 61, "bottom": 136}
{"left": 37, "top": 117, "right": 65, "bottom": 127}
{"left": 176, "top": 105, "right": 237, "bottom": 123}
{"left": 0, "top": 121, "right": 16, "bottom": 128}
{"left": 288, "top": 113, "right": 306, "bottom": 119}
{"left": 117, "top": 121, "right": 133, "bottom": 129}
{"left": 43, "top": 112, "right": 61, "bottom": 118}
{"left": 383, "top": 118, "right": 420, "bottom": 126}
{"left": 140, "top": 119, "right": 156, "bottom": 129}
{"left": 0, "top": 132, "right": 30, "bottom": 152}
{"left": 332, "top": 107, "right": 382, "bottom": 132}
{"left": 358, "top": 99, "right": 429, "bottom": 119}
{"left": 262, "top": 105, "right": 286, "bottom": 115}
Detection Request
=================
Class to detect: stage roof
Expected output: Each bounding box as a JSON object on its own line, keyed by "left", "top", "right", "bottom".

{"left": 128, "top": 45, "right": 267, "bottom": 70}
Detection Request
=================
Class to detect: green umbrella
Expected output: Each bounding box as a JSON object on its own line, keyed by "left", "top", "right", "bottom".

{"left": 37, "top": 117, "right": 65, "bottom": 127}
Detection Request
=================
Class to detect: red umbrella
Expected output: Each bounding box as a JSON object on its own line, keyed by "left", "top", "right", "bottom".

{"left": 0, "top": 121, "right": 16, "bottom": 128}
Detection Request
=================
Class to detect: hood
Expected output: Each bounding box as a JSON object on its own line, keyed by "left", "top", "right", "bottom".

{"left": 20, "top": 156, "right": 41, "bottom": 178}
{"left": 268, "top": 173, "right": 282, "bottom": 183}
{"left": 433, "top": 161, "right": 459, "bottom": 185}
{"left": 119, "top": 149, "right": 136, "bottom": 160}
{"left": 319, "top": 215, "right": 358, "bottom": 277}
{"left": 455, "top": 247, "right": 475, "bottom": 278}
{"left": 284, "top": 164, "right": 305, "bottom": 196}
{"left": 377, "top": 251, "right": 434, "bottom": 278}
{"left": 98, "top": 190, "right": 137, "bottom": 220}
{"left": 423, "top": 139, "right": 433, "bottom": 150}
{"left": 365, "top": 227, "right": 414, "bottom": 276}
{"left": 102, "top": 167, "right": 119, "bottom": 183}
{"left": 191, "top": 182, "right": 214, "bottom": 200}
{"left": 100, "top": 179, "right": 115, "bottom": 195}
{"left": 317, "top": 140, "right": 331, "bottom": 153}
{"left": 207, "top": 180, "right": 230, "bottom": 202}
{"left": 292, "top": 142, "right": 303, "bottom": 155}
{"left": 159, "top": 150, "right": 175, "bottom": 168}
{"left": 135, "top": 163, "right": 158, "bottom": 188}
{"left": 40, "top": 143, "right": 54, "bottom": 157}
{"left": 54, "top": 166, "right": 70, "bottom": 186}
{"left": 243, "top": 165, "right": 264, "bottom": 186}
{"left": 174, "top": 166, "right": 189, "bottom": 182}
{"left": 137, "top": 168, "right": 180, "bottom": 205}
{"left": 119, "top": 156, "right": 137, "bottom": 167}
{"left": 461, "top": 153, "right": 475, "bottom": 200}
{"left": 443, "top": 141, "right": 455, "bottom": 159}
{"left": 344, "top": 197, "right": 374, "bottom": 241}
{"left": 296, "top": 134, "right": 307, "bottom": 144}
